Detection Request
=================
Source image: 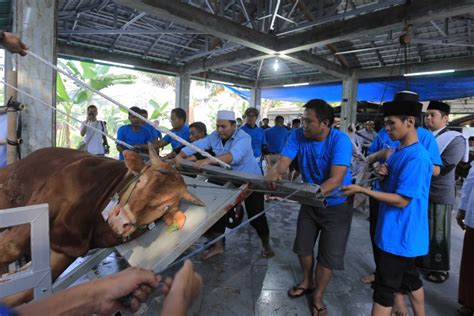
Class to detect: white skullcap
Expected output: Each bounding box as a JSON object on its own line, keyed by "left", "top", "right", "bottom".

{"left": 216, "top": 110, "right": 235, "bottom": 121}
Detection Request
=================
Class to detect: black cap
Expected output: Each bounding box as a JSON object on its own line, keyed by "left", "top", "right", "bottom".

{"left": 427, "top": 101, "right": 450, "bottom": 114}
{"left": 382, "top": 91, "right": 422, "bottom": 117}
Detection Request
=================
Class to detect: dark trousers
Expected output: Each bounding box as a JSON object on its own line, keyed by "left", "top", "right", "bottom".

{"left": 369, "top": 196, "right": 380, "bottom": 265}
{"left": 209, "top": 192, "right": 270, "bottom": 242}
{"left": 459, "top": 227, "right": 474, "bottom": 310}
{"left": 373, "top": 248, "right": 423, "bottom": 307}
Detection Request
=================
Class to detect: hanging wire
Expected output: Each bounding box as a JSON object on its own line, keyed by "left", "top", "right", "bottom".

{"left": 379, "top": 44, "right": 402, "bottom": 104}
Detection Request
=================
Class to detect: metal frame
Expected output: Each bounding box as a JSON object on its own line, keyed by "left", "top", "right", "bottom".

{"left": 52, "top": 248, "right": 114, "bottom": 292}
{"left": 178, "top": 160, "right": 326, "bottom": 208}
{"left": 0, "top": 204, "right": 52, "bottom": 301}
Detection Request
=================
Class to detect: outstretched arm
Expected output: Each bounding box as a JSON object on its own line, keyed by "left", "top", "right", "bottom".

{"left": 16, "top": 267, "right": 161, "bottom": 315}
{"left": 341, "top": 185, "right": 411, "bottom": 208}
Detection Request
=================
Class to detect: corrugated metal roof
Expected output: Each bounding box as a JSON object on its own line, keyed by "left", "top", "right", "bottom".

{"left": 57, "top": 0, "right": 474, "bottom": 85}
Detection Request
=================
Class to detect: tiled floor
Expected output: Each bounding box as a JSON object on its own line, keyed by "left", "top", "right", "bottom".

{"left": 63, "top": 198, "right": 465, "bottom": 316}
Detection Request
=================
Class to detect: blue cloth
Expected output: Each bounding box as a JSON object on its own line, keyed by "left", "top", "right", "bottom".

{"left": 225, "top": 70, "right": 474, "bottom": 103}
{"left": 163, "top": 124, "right": 190, "bottom": 150}
{"left": 181, "top": 129, "right": 262, "bottom": 175}
{"left": 375, "top": 142, "right": 432, "bottom": 257}
{"left": 265, "top": 126, "right": 289, "bottom": 154}
{"left": 240, "top": 124, "right": 267, "bottom": 157}
{"left": 116, "top": 125, "right": 154, "bottom": 160}
{"left": 142, "top": 122, "right": 162, "bottom": 140}
{"left": 281, "top": 128, "right": 352, "bottom": 206}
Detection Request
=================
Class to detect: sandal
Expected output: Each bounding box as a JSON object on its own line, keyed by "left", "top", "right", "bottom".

{"left": 425, "top": 271, "right": 449, "bottom": 283}
{"left": 287, "top": 285, "right": 314, "bottom": 298}
{"left": 312, "top": 303, "right": 327, "bottom": 316}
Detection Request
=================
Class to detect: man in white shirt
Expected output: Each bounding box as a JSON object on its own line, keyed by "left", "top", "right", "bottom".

{"left": 80, "top": 105, "right": 107, "bottom": 156}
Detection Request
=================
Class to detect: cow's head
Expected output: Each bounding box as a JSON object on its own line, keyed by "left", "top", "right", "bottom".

{"left": 108, "top": 144, "right": 204, "bottom": 238}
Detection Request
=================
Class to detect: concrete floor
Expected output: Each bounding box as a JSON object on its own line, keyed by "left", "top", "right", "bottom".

{"left": 130, "top": 198, "right": 464, "bottom": 316}
{"left": 60, "top": 198, "right": 465, "bottom": 316}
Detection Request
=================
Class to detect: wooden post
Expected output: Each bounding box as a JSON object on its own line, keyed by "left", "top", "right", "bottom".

{"left": 6, "top": 70, "right": 18, "bottom": 164}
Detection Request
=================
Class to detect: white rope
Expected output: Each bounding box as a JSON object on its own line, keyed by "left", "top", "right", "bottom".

{"left": 26, "top": 50, "right": 231, "bottom": 169}
{"left": 0, "top": 79, "right": 133, "bottom": 150}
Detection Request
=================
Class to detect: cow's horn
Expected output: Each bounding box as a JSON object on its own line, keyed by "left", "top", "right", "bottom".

{"left": 148, "top": 143, "right": 167, "bottom": 168}
{"left": 182, "top": 189, "right": 205, "bottom": 206}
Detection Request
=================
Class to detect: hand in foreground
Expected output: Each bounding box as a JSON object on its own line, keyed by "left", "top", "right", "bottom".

{"left": 341, "top": 184, "right": 365, "bottom": 196}
{"left": 91, "top": 267, "right": 161, "bottom": 314}
{"left": 161, "top": 260, "right": 203, "bottom": 315}
{"left": 2, "top": 32, "right": 28, "bottom": 56}
{"left": 457, "top": 210, "right": 466, "bottom": 231}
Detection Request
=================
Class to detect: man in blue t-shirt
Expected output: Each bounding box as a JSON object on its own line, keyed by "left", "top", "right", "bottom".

{"left": 264, "top": 115, "right": 289, "bottom": 175}
{"left": 342, "top": 91, "right": 432, "bottom": 316}
{"left": 266, "top": 99, "right": 353, "bottom": 315}
{"left": 155, "top": 108, "right": 190, "bottom": 151}
{"left": 361, "top": 102, "right": 442, "bottom": 288}
{"left": 265, "top": 115, "right": 288, "bottom": 154}
{"left": 240, "top": 107, "right": 268, "bottom": 160}
{"left": 116, "top": 106, "right": 155, "bottom": 160}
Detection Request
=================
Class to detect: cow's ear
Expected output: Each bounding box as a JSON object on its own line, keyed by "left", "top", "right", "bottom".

{"left": 181, "top": 189, "right": 205, "bottom": 206}
{"left": 123, "top": 150, "right": 145, "bottom": 174}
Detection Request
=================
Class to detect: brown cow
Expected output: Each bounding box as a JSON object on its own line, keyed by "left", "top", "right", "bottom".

{"left": 0, "top": 145, "right": 204, "bottom": 306}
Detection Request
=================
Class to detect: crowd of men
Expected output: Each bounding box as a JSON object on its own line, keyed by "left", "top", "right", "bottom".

{"left": 77, "top": 91, "right": 474, "bottom": 316}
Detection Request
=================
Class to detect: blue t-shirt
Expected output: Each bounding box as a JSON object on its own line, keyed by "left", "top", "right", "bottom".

{"left": 265, "top": 126, "right": 289, "bottom": 154}
{"left": 375, "top": 142, "right": 432, "bottom": 257}
{"left": 142, "top": 122, "right": 162, "bottom": 140}
{"left": 240, "top": 124, "right": 267, "bottom": 157}
{"left": 116, "top": 125, "right": 154, "bottom": 160}
{"left": 163, "top": 124, "right": 190, "bottom": 150}
{"left": 182, "top": 129, "right": 261, "bottom": 175}
{"left": 368, "top": 127, "right": 442, "bottom": 190}
{"left": 281, "top": 128, "right": 352, "bottom": 206}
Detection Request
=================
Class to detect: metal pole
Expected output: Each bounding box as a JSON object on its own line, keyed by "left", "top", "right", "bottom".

{"left": 6, "top": 69, "right": 18, "bottom": 164}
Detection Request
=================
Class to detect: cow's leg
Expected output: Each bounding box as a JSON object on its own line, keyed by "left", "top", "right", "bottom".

{"left": 0, "top": 250, "right": 75, "bottom": 307}
{"left": 0, "top": 224, "right": 30, "bottom": 274}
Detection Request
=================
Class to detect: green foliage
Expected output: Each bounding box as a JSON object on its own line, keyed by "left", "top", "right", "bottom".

{"left": 56, "top": 75, "right": 70, "bottom": 103}
{"left": 55, "top": 60, "right": 136, "bottom": 152}
{"left": 148, "top": 99, "right": 169, "bottom": 121}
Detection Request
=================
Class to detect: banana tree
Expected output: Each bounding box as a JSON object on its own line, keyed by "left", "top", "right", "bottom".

{"left": 56, "top": 60, "right": 136, "bottom": 148}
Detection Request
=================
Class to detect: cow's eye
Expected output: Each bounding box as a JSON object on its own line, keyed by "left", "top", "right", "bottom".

{"left": 163, "top": 205, "right": 171, "bottom": 212}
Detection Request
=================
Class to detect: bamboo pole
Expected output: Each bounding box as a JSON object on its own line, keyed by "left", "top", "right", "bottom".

{"left": 6, "top": 70, "right": 18, "bottom": 164}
